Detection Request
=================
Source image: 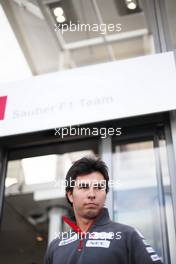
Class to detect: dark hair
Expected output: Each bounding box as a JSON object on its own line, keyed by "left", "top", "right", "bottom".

{"left": 65, "top": 157, "right": 109, "bottom": 206}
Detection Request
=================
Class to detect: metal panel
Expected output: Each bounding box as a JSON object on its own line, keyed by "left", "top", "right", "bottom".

{"left": 142, "top": 0, "right": 172, "bottom": 52}
{"left": 0, "top": 148, "right": 8, "bottom": 227}
{"left": 99, "top": 137, "right": 113, "bottom": 219}
{"left": 167, "top": 113, "right": 176, "bottom": 231}
{"left": 153, "top": 134, "right": 171, "bottom": 264}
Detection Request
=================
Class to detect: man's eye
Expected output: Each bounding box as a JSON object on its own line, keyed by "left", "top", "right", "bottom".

{"left": 79, "top": 185, "right": 89, "bottom": 189}
{"left": 94, "top": 185, "right": 105, "bottom": 190}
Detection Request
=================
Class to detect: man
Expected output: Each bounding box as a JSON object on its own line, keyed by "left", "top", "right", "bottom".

{"left": 44, "top": 157, "right": 163, "bottom": 264}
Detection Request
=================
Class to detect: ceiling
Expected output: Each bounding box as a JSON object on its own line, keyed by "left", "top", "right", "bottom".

{"left": 1, "top": 0, "right": 175, "bottom": 76}
{"left": 1, "top": 0, "right": 155, "bottom": 75}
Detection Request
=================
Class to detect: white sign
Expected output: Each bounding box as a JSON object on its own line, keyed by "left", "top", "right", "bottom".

{"left": 86, "top": 240, "right": 110, "bottom": 248}
{"left": 0, "top": 52, "right": 176, "bottom": 137}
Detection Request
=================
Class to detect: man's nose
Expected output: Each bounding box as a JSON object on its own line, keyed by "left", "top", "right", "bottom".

{"left": 88, "top": 187, "right": 95, "bottom": 199}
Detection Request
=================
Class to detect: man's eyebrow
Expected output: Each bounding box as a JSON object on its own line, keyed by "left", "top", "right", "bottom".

{"left": 93, "top": 182, "right": 106, "bottom": 187}
{"left": 92, "top": 180, "right": 106, "bottom": 184}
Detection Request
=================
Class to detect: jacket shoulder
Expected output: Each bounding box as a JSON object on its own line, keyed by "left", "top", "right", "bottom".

{"left": 49, "top": 237, "right": 60, "bottom": 251}
{"left": 45, "top": 237, "right": 60, "bottom": 258}
{"left": 109, "top": 221, "right": 136, "bottom": 233}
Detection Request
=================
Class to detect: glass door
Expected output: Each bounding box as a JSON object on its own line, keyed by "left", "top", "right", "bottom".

{"left": 112, "top": 129, "right": 176, "bottom": 264}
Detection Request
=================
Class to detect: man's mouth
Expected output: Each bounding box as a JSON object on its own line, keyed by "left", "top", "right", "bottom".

{"left": 85, "top": 203, "right": 98, "bottom": 207}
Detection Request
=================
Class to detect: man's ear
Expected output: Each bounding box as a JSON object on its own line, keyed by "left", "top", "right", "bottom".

{"left": 67, "top": 191, "right": 73, "bottom": 203}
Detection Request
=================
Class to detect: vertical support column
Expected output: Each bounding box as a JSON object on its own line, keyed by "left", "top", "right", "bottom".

{"left": 48, "top": 207, "right": 66, "bottom": 244}
{"left": 154, "top": 135, "right": 171, "bottom": 264}
{"left": 167, "top": 112, "right": 176, "bottom": 230}
{"left": 142, "top": 0, "right": 172, "bottom": 53}
{"left": 99, "top": 137, "right": 113, "bottom": 220}
{"left": 0, "top": 147, "right": 8, "bottom": 227}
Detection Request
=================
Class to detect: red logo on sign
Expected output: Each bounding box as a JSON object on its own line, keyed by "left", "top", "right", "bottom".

{"left": 0, "top": 96, "right": 7, "bottom": 121}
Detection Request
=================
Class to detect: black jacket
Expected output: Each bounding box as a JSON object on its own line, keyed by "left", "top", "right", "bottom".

{"left": 44, "top": 208, "right": 163, "bottom": 264}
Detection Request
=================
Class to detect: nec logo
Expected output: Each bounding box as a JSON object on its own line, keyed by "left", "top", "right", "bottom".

{"left": 0, "top": 96, "right": 7, "bottom": 121}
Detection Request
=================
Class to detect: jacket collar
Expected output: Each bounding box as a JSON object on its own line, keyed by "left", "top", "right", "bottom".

{"left": 69, "top": 207, "right": 111, "bottom": 228}
{"left": 93, "top": 207, "right": 111, "bottom": 226}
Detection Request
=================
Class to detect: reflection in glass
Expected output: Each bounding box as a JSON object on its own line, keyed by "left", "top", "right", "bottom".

{"left": 113, "top": 140, "right": 175, "bottom": 263}
{"left": 6, "top": 150, "right": 95, "bottom": 196}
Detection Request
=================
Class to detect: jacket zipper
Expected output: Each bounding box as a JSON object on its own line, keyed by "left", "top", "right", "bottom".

{"left": 77, "top": 219, "right": 96, "bottom": 252}
{"left": 63, "top": 215, "right": 95, "bottom": 252}
{"left": 78, "top": 238, "right": 83, "bottom": 251}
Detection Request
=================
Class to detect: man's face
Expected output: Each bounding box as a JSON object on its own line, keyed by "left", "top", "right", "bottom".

{"left": 67, "top": 172, "right": 107, "bottom": 220}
